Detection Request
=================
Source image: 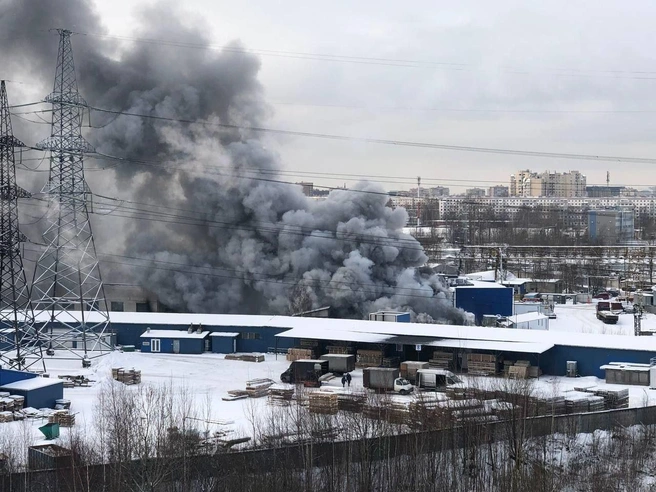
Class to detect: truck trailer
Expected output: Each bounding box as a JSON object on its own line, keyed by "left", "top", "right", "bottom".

{"left": 320, "top": 354, "right": 356, "bottom": 374}
{"left": 280, "top": 359, "right": 330, "bottom": 385}
{"left": 363, "top": 367, "right": 413, "bottom": 394}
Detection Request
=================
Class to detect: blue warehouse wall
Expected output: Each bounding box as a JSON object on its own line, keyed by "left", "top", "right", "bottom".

{"left": 211, "top": 337, "right": 236, "bottom": 353}
{"left": 0, "top": 368, "right": 37, "bottom": 385}
{"left": 116, "top": 323, "right": 294, "bottom": 353}
{"left": 456, "top": 287, "right": 513, "bottom": 325}
{"left": 543, "top": 346, "right": 656, "bottom": 378}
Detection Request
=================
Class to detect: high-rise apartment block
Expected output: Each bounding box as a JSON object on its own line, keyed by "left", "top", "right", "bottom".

{"left": 510, "top": 170, "right": 586, "bottom": 197}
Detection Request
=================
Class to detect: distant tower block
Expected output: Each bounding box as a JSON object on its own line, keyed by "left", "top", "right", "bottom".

{"left": 32, "top": 29, "right": 112, "bottom": 365}
{"left": 0, "top": 81, "right": 44, "bottom": 370}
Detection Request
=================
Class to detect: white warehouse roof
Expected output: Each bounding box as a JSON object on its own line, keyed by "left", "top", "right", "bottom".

{"left": 140, "top": 330, "right": 209, "bottom": 339}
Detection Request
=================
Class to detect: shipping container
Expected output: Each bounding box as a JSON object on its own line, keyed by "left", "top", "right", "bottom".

{"left": 320, "top": 354, "right": 355, "bottom": 374}
{"left": 363, "top": 367, "right": 399, "bottom": 390}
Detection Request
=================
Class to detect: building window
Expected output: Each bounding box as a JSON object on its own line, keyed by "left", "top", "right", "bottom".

{"left": 242, "top": 332, "right": 261, "bottom": 340}
{"left": 136, "top": 302, "right": 151, "bottom": 312}
{"left": 111, "top": 301, "right": 124, "bottom": 312}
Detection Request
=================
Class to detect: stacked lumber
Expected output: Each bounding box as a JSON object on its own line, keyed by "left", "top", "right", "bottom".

{"left": 445, "top": 386, "right": 469, "bottom": 400}
{"left": 0, "top": 412, "right": 13, "bottom": 423}
{"left": 337, "top": 392, "right": 367, "bottom": 413}
{"left": 49, "top": 411, "right": 75, "bottom": 427}
{"left": 400, "top": 361, "right": 429, "bottom": 383}
{"left": 54, "top": 399, "right": 71, "bottom": 411}
{"left": 565, "top": 392, "right": 594, "bottom": 414}
{"left": 9, "top": 395, "right": 24, "bottom": 411}
{"left": 0, "top": 398, "right": 15, "bottom": 411}
{"left": 503, "top": 360, "right": 515, "bottom": 376}
{"left": 381, "top": 356, "right": 400, "bottom": 368}
{"left": 592, "top": 388, "right": 630, "bottom": 409}
{"left": 326, "top": 345, "right": 352, "bottom": 354}
{"left": 429, "top": 351, "right": 453, "bottom": 369}
{"left": 112, "top": 368, "right": 141, "bottom": 385}
{"left": 223, "top": 390, "right": 249, "bottom": 401}
{"left": 286, "top": 348, "right": 314, "bottom": 362}
{"left": 59, "top": 374, "right": 93, "bottom": 387}
{"left": 308, "top": 391, "right": 339, "bottom": 415}
{"left": 532, "top": 396, "right": 566, "bottom": 416}
{"left": 299, "top": 339, "right": 319, "bottom": 348}
{"left": 387, "top": 402, "right": 410, "bottom": 425}
{"left": 246, "top": 379, "right": 274, "bottom": 398}
{"left": 268, "top": 385, "right": 295, "bottom": 405}
{"left": 508, "top": 366, "right": 528, "bottom": 379}
{"left": 467, "top": 353, "right": 499, "bottom": 376}
{"left": 588, "top": 396, "right": 606, "bottom": 412}
{"left": 356, "top": 349, "right": 383, "bottom": 368}
{"left": 224, "top": 353, "right": 265, "bottom": 362}
{"left": 507, "top": 360, "right": 541, "bottom": 379}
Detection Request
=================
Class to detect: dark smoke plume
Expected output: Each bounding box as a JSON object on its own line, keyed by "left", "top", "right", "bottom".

{"left": 1, "top": 0, "right": 466, "bottom": 323}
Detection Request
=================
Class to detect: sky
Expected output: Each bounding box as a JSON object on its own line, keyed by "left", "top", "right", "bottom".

{"left": 10, "top": 0, "right": 656, "bottom": 194}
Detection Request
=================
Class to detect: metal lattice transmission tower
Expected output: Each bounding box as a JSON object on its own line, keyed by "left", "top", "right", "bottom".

{"left": 32, "top": 29, "right": 112, "bottom": 364}
{"left": 0, "top": 81, "right": 45, "bottom": 371}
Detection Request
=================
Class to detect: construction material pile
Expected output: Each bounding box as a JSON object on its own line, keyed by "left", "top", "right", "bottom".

{"left": 467, "top": 353, "right": 499, "bottom": 376}
{"left": 224, "top": 353, "right": 265, "bottom": 362}
{"left": 356, "top": 349, "right": 383, "bottom": 368}
{"left": 326, "top": 345, "right": 352, "bottom": 354}
{"left": 400, "top": 361, "right": 429, "bottom": 384}
{"left": 59, "top": 374, "right": 94, "bottom": 388}
{"left": 246, "top": 378, "right": 274, "bottom": 398}
{"left": 0, "top": 394, "right": 23, "bottom": 411}
{"left": 337, "top": 392, "right": 367, "bottom": 412}
{"left": 268, "top": 385, "right": 295, "bottom": 406}
{"left": 286, "top": 348, "right": 314, "bottom": 361}
{"left": 506, "top": 360, "right": 541, "bottom": 379}
{"left": 49, "top": 410, "right": 75, "bottom": 427}
{"left": 429, "top": 351, "right": 453, "bottom": 369}
{"left": 308, "top": 391, "right": 339, "bottom": 415}
{"left": 574, "top": 386, "right": 630, "bottom": 410}
{"left": 112, "top": 368, "right": 141, "bottom": 385}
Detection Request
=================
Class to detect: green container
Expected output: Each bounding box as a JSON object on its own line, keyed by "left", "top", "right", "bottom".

{"left": 39, "top": 423, "right": 60, "bottom": 440}
{"left": 122, "top": 345, "right": 135, "bottom": 352}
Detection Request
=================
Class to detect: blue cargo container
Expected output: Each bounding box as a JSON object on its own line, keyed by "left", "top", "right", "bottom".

{"left": 0, "top": 368, "right": 38, "bottom": 386}
{"left": 0, "top": 377, "right": 64, "bottom": 409}
{"left": 454, "top": 286, "right": 513, "bottom": 325}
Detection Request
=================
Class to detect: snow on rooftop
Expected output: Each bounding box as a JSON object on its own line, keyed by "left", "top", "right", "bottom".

{"left": 508, "top": 312, "right": 549, "bottom": 323}
{"left": 0, "top": 377, "right": 63, "bottom": 391}
{"left": 209, "top": 332, "right": 239, "bottom": 337}
{"left": 140, "top": 330, "right": 209, "bottom": 339}
{"left": 465, "top": 270, "right": 517, "bottom": 282}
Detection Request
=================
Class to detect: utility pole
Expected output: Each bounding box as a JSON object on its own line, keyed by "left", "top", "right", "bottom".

{"left": 31, "top": 29, "right": 111, "bottom": 366}
{"left": 0, "top": 81, "right": 44, "bottom": 371}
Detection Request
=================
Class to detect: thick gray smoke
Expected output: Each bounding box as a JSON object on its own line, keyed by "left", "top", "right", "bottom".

{"left": 1, "top": 1, "right": 465, "bottom": 323}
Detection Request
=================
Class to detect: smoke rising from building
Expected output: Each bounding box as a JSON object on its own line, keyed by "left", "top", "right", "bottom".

{"left": 1, "top": 0, "right": 465, "bottom": 322}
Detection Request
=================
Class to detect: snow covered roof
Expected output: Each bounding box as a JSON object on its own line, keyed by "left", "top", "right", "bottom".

{"left": 465, "top": 270, "right": 517, "bottom": 282}
{"left": 508, "top": 312, "right": 549, "bottom": 323}
{"left": 0, "top": 377, "right": 63, "bottom": 391}
{"left": 209, "top": 332, "right": 239, "bottom": 337}
{"left": 455, "top": 279, "right": 508, "bottom": 289}
{"left": 428, "top": 339, "right": 553, "bottom": 354}
{"left": 276, "top": 328, "right": 392, "bottom": 344}
{"left": 140, "top": 330, "right": 209, "bottom": 339}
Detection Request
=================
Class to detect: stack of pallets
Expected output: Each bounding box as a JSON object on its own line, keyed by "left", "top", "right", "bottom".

{"left": 532, "top": 396, "right": 566, "bottom": 416}
{"left": 9, "top": 395, "right": 24, "bottom": 411}
{"left": 268, "top": 385, "right": 295, "bottom": 405}
{"left": 326, "top": 345, "right": 352, "bottom": 354}
{"left": 565, "top": 392, "right": 594, "bottom": 414}
{"left": 0, "top": 412, "right": 13, "bottom": 423}
{"left": 49, "top": 411, "right": 75, "bottom": 427}
{"left": 246, "top": 379, "right": 274, "bottom": 398}
{"left": 356, "top": 350, "right": 383, "bottom": 368}
{"left": 592, "top": 388, "right": 630, "bottom": 409}
{"left": 112, "top": 368, "right": 141, "bottom": 385}
{"left": 467, "top": 353, "right": 499, "bottom": 376}
{"left": 0, "top": 397, "right": 14, "bottom": 412}
{"left": 224, "top": 353, "right": 265, "bottom": 362}
{"left": 381, "top": 356, "right": 400, "bottom": 368}
{"left": 286, "top": 348, "right": 314, "bottom": 361}
{"left": 429, "top": 351, "right": 453, "bottom": 369}
{"left": 308, "top": 392, "right": 339, "bottom": 415}
{"left": 337, "top": 392, "right": 367, "bottom": 413}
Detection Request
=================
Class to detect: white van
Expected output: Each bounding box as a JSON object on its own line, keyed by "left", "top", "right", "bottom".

{"left": 416, "top": 369, "right": 463, "bottom": 391}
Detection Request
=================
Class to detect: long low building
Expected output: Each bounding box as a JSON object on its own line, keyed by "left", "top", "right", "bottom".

{"left": 24, "top": 311, "right": 656, "bottom": 378}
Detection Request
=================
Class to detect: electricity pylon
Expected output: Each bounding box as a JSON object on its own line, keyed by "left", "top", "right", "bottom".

{"left": 0, "top": 81, "right": 44, "bottom": 371}
{"left": 32, "top": 29, "right": 112, "bottom": 366}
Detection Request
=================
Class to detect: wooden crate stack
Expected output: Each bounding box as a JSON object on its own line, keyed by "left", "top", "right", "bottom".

{"left": 467, "top": 353, "right": 499, "bottom": 376}
{"left": 112, "top": 368, "right": 141, "bottom": 385}
{"left": 9, "top": 395, "right": 24, "bottom": 411}
{"left": 308, "top": 392, "right": 339, "bottom": 415}
{"left": 381, "top": 356, "right": 400, "bottom": 368}
{"left": 429, "top": 351, "right": 453, "bottom": 369}
{"left": 0, "top": 411, "right": 13, "bottom": 423}
{"left": 576, "top": 387, "right": 630, "bottom": 410}
{"left": 286, "top": 348, "right": 314, "bottom": 362}
{"left": 326, "top": 345, "right": 352, "bottom": 354}
{"left": 49, "top": 411, "right": 75, "bottom": 427}
{"left": 356, "top": 349, "right": 383, "bottom": 368}
{"left": 337, "top": 392, "right": 367, "bottom": 413}
{"left": 224, "top": 353, "right": 265, "bottom": 362}
{"left": 246, "top": 379, "right": 274, "bottom": 398}
{"left": 565, "top": 392, "right": 593, "bottom": 414}
{"left": 268, "top": 386, "right": 295, "bottom": 405}
{"left": 0, "top": 397, "right": 14, "bottom": 412}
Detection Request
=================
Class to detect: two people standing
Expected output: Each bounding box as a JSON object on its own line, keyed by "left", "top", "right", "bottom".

{"left": 341, "top": 372, "right": 352, "bottom": 388}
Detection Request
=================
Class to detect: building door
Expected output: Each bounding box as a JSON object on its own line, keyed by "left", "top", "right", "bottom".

{"left": 151, "top": 339, "right": 161, "bottom": 353}
{"left": 173, "top": 339, "right": 180, "bottom": 354}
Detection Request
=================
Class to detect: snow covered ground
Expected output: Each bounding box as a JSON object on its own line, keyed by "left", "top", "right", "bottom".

{"left": 549, "top": 301, "right": 655, "bottom": 336}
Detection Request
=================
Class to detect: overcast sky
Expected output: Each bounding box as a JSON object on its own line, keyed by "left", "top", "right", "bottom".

{"left": 21, "top": 1, "right": 656, "bottom": 193}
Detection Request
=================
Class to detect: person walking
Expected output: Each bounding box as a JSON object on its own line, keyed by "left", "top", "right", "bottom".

{"left": 341, "top": 375, "right": 347, "bottom": 388}
{"left": 346, "top": 373, "right": 352, "bottom": 387}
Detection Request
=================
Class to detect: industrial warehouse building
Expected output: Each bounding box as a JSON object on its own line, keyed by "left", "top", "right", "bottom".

{"left": 29, "top": 311, "right": 656, "bottom": 379}
{"left": 0, "top": 368, "right": 63, "bottom": 408}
